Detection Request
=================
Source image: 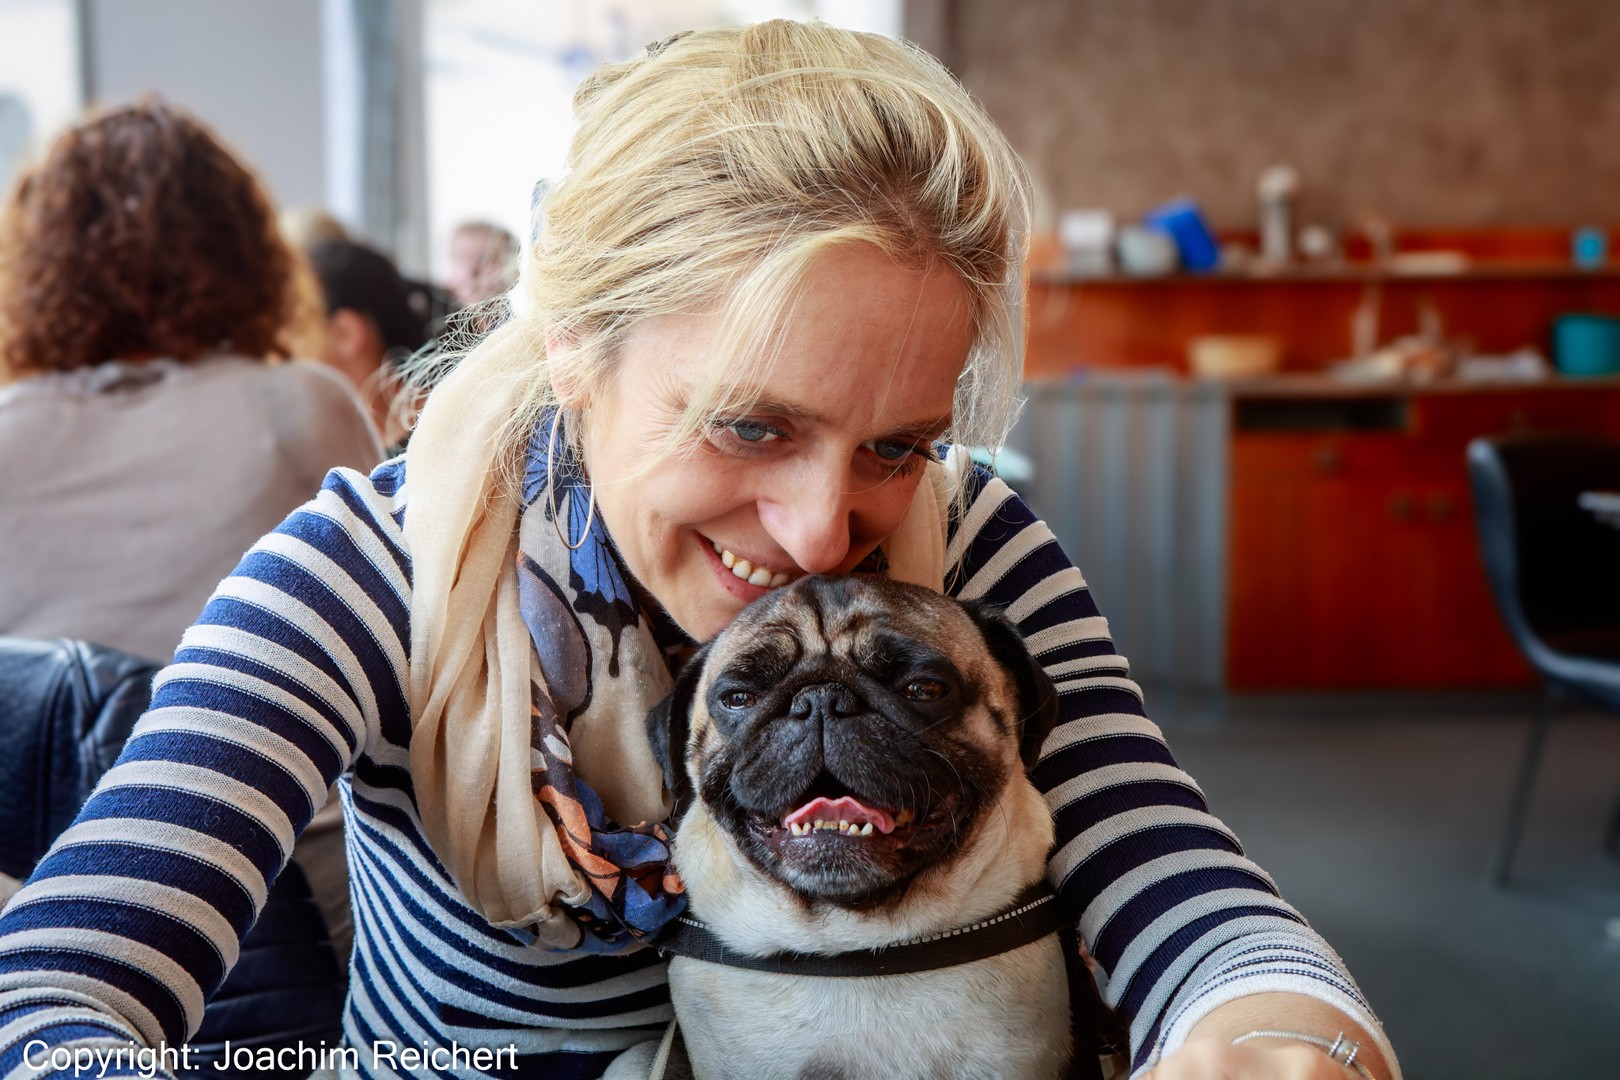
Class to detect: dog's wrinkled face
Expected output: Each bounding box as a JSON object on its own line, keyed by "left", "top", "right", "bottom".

{"left": 648, "top": 576, "right": 1057, "bottom": 908}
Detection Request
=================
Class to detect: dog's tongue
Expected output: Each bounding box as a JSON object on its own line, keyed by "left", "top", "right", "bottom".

{"left": 782, "top": 796, "right": 895, "bottom": 834}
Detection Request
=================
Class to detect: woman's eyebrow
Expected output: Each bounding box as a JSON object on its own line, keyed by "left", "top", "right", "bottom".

{"left": 744, "top": 398, "right": 951, "bottom": 437}
{"left": 746, "top": 397, "right": 827, "bottom": 423}
{"left": 886, "top": 414, "right": 953, "bottom": 438}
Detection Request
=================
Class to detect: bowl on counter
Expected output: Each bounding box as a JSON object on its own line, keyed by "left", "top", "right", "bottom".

{"left": 1554, "top": 314, "right": 1620, "bottom": 377}
{"left": 1187, "top": 334, "right": 1282, "bottom": 379}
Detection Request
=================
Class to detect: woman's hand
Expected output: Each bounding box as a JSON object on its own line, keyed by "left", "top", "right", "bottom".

{"left": 1142, "top": 992, "right": 1393, "bottom": 1080}
{"left": 1146, "top": 1036, "right": 1364, "bottom": 1079}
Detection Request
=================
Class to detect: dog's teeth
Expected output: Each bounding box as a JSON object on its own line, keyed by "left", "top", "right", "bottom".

{"left": 732, "top": 559, "right": 753, "bottom": 580}
{"left": 769, "top": 572, "right": 790, "bottom": 587}
{"left": 747, "top": 568, "right": 773, "bottom": 587}
{"left": 860, "top": 823, "right": 873, "bottom": 836}
{"left": 712, "top": 540, "right": 724, "bottom": 554}
{"left": 721, "top": 549, "right": 736, "bottom": 568}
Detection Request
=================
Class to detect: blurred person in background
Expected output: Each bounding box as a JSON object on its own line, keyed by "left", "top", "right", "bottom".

{"left": 308, "top": 236, "right": 430, "bottom": 445}
{"left": 0, "top": 100, "right": 384, "bottom": 659}
{"left": 445, "top": 219, "right": 520, "bottom": 305}
{"left": 281, "top": 204, "right": 350, "bottom": 250}
{"left": 0, "top": 99, "right": 378, "bottom": 958}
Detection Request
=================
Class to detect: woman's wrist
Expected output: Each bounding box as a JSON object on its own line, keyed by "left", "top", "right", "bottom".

{"left": 1176, "top": 991, "right": 1394, "bottom": 1080}
{"left": 1230, "top": 1030, "right": 1374, "bottom": 1078}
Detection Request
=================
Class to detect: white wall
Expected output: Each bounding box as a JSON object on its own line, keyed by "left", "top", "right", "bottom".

{"left": 83, "top": 0, "right": 327, "bottom": 210}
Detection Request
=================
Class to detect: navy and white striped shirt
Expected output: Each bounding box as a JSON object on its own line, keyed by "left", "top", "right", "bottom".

{"left": 0, "top": 459, "right": 1387, "bottom": 1078}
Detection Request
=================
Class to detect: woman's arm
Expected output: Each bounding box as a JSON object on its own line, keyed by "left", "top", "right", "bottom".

{"left": 944, "top": 466, "right": 1397, "bottom": 1079}
{"left": 0, "top": 462, "right": 412, "bottom": 1071}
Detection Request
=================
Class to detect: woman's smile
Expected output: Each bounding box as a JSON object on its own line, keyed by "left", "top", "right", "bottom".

{"left": 568, "top": 244, "right": 974, "bottom": 642}
{"left": 700, "top": 534, "right": 798, "bottom": 591}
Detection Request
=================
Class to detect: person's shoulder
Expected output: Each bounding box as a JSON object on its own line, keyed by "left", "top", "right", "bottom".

{"left": 946, "top": 451, "right": 1024, "bottom": 531}
{"left": 267, "top": 455, "right": 414, "bottom": 586}
{"left": 249, "top": 359, "right": 385, "bottom": 469}
{"left": 365, "top": 454, "right": 409, "bottom": 506}
{"left": 261, "top": 358, "right": 372, "bottom": 414}
{"left": 318, "top": 454, "right": 410, "bottom": 530}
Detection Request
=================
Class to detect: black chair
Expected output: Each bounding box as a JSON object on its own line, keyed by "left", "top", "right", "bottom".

{"left": 1467, "top": 435, "right": 1620, "bottom": 885}
{"left": 0, "top": 637, "right": 347, "bottom": 1075}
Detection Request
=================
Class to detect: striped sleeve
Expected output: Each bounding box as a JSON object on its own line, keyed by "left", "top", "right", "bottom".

{"left": 0, "top": 464, "right": 409, "bottom": 1077}
{"left": 945, "top": 466, "right": 1395, "bottom": 1077}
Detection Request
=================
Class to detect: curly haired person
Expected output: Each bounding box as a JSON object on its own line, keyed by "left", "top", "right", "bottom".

{"left": 0, "top": 99, "right": 383, "bottom": 663}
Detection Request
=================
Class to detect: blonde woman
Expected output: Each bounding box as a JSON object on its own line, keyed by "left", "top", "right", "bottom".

{"left": 0, "top": 24, "right": 1397, "bottom": 1080}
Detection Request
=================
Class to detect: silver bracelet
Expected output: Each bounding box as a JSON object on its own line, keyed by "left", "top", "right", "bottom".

{"left": 1230, "top": 1029, "right": 1374, "bottom": 1079}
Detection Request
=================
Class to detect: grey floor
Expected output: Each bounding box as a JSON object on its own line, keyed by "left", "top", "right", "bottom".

{"left": 1153, "top": 690, "right": 1620, "bottom": 1079}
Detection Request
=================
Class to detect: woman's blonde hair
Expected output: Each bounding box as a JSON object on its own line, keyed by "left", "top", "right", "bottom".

{"left": 429, "top": 19, "right": 1030, "bottom": 490}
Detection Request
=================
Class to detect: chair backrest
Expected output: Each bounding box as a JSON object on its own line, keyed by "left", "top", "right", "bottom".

{"left": 0, "top": 638, "right": 161, "bottom": 879}
{"left": 1467, "top": 434, "right": 1620, "bottom": 660}
{"left": 0, "top": 637, "right": 346, "bottom": 1063}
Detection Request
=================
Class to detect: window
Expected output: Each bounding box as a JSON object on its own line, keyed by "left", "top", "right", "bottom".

{"left": 0, "top": 0, "right": 81, "bottom": 193}
{"left": 422, "top": 0, "right": 900, "bottom": 279}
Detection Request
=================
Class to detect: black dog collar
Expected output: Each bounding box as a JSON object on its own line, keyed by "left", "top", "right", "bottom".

{"left": 653, "top": 881, "right": 1068, "bottom": 978}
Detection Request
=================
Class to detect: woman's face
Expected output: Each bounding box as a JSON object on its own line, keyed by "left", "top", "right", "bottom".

{"left": 578, "top": 245, "right": 975, "bottom": 642}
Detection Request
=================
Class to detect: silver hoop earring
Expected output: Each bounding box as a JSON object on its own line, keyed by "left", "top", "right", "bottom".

{"left": 546, "top": 410, "right": 597, "bottom": 551}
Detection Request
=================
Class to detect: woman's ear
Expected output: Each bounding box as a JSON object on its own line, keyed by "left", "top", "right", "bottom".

{"left": 544, "top": 324, "right": 592, "bottom": 409}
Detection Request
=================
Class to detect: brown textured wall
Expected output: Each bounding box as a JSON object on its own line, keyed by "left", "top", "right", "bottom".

{"left": 947, "top": 0, "right": 1620, "bottom": 229}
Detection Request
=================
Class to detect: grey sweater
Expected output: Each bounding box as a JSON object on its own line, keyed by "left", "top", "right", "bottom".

{"left": 0, "top": 355, "right": 384, "bottom": 662}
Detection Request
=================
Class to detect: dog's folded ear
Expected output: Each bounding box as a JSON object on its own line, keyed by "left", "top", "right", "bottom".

{"left": 960, "top": 600, "right": 1060, "bottom": 770}
{"left": 646, "top": 642, "right": 710, "bottom": 821}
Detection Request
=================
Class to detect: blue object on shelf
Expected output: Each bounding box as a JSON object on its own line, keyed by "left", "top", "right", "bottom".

{"left": 1572, "top": 226, "right": 1609, "bottom": 269}
{"left": 1144, "top": 198, "right": 1220, "bottom": 272}
{"left": 1554, "top": 314, "right": 1620, "bottom": 377}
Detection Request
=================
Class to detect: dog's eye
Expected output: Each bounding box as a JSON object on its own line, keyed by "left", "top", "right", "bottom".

{"left": 720, "top": 690, "right": 756, "bottom": 710}
{"left": 903, "top": 679, "right": 948, "bottom": 701}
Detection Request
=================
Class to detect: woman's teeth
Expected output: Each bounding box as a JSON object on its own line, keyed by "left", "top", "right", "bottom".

{"left": 712, "top": 541, "right": 793, "bottom": 588}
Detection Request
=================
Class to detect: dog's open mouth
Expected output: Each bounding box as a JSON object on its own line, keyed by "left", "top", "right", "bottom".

{"left": 782, "top": 795, "right": 893, "bottom": 836}
{"left": 746, "top": 773, "right": 960, "bottom": 857}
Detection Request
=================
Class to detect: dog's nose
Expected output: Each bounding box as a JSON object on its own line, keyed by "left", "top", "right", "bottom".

{"left": 789, "top": 683, "right": 862, "bottom": 722}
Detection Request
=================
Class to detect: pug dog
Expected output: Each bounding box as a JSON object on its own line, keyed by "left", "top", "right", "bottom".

{"left": 646, "top": 575, "right": 1074, "bottom": 1080}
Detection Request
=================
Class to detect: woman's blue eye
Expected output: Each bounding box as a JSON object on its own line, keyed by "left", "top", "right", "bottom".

{"left": 728, "top": 421, "right": 781, "bottom": 443}
{"left": 868, "top": 439, "right": 918, "bottom": 461}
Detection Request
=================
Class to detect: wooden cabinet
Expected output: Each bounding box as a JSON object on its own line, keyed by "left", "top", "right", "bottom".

{"left": 1226, "top": 383, "right": 1620, "bottom": 688}
{"left": 1020, "top": 229, "right": 1620, "bottom": 689}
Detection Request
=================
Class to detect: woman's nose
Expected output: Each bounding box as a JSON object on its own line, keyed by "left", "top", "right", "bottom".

{"left": 757, "top": 465, "right": 854, "bottom": 575}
